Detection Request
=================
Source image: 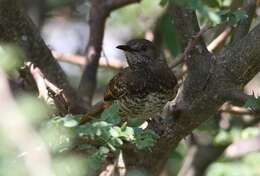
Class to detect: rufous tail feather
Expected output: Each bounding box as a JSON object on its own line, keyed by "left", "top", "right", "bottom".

{"left": 79, "top": 101, "right": 112, "bottom": 125}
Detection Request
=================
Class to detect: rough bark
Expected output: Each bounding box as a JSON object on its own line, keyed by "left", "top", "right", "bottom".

{"left": 121, "top": 4, "right": 260, "bottom": 175}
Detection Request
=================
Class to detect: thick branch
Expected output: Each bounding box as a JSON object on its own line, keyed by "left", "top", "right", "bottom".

{"left": 221, "top": 22, "right": 260, "bottom": 86}
{"left": 0, "top": 0, "right": 86, "bottom": 114}
{"left": 168, "top": 3, "right": 209, "bottom": 69}
{"left": 122, "top": 16, "right": 260, "bottom": 176}
{"left": 169, "top": 3, "right": 207, "bottom": 52}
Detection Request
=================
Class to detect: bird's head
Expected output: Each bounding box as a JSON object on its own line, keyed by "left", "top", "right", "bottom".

{"left": 116, "top": 39, "right": 159, "bottom": 69}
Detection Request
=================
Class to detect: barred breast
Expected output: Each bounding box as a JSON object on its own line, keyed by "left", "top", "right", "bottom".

{"left": 116, "top": 89, "right": 174, "bottom": 119}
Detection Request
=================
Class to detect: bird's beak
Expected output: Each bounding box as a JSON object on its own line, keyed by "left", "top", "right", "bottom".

{"left": 116, "top": 45, "right": 134, "bottom": 52}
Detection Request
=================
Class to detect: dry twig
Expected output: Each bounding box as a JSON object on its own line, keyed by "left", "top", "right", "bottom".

{"left": 52, "top": 50, "right": 124, "bottom": 70}
{"left": 21, "top": 62, "right": 69, "bottom": 115}
{"left": 169, "top": 25, "right": 211, "bottom": 69}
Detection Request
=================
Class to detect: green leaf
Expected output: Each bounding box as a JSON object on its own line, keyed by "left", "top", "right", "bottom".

{"left": 127, "top": 118, "right": 146, "bottom": 127}
{"left": 158, "top": 12, "right": 181, "bottom": 57}
{"left": 114, "top": 138, "right": 123, "bottom": 146}
{"left": 63, "top": 119, "right": 78, "bottom": 128}
{"left": 213, "top": 130, "right": 231, "bottom": 145}
{"left": 218, "top": 9, "right": 248, "bottom": 25}
{"left": 202, "top": 0, "right": 220, "bottom": 8}
{"left": 99, "top": 146, "right": 110, "bottom": 154}
{"left": 228, "top": 14, "right": 238, "bottom": 25}
{"left": 79, "top": 144, "right": 97, "bottom": 152}
{"left": 233, "top": 10, "right": 248, "bottom": 21}
{"left": 96, "top": 128, "right": 102, "bottom": 136}
{"left": 107, "top": 143, "right": 116, "bottom": 151}
{"left": 0, "top": 44, "right": 24, "bottom": 72}
{"left": 121, "top": 127, "right": 135, "bottom": 140}
{"left": 100, "top": 104, "right": 121, "bottom": 124}
{"left": 159, "top": 0, "right": 169, "bottom": 6}
{"left": 132, "top": 128, "right": 159, "bottom": 149}
{"left": 244, "top": 99, "right": 260, "bottom": 108}
{"left": 241, "top": 127, "right": 260, "bottom": 139}
{"left": 218, "top": 9, "right": 230, "bottom": 16}
{"left": 76, "top": 124, "right": 95, "bottom": 136}
{"left": 109, "top": 127, "right": 121, "bottom": 138}
{"left": 92, "top": 121, "right": 109, "bottom": 128}
{"left": 208, "top": 11, "right": 221, "bottom": 24}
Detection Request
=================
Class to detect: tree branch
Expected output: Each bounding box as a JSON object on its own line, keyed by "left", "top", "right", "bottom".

{"left": 233, "top": 0, "right": 256, "bottom": 42}
{"left": 21, "top": 62, "right": 69, "bottom": 115}
{"left": 106, "top": 0, "right": 141, "bottom": 11}
{"left": 221, "top": 22, "right": 260, "bottom": 86}
{"left": 78, "top": 0, "right": 141, "bottom": 106}
{"left": 0, "top": 0, "right": 86, "bottom": 114}
{"left": 168, "top": 2, "right": 210, "bottom": 70}
{"left": 122, "top": 16, "right": 260, "bottom": 176}
{"left": 52, "top": 51, "right": 124, "bottom": 70}
{"left": 222, "top": 89, "right": 255, "bottom": 105}
{"left": 169, "top": 26, "right": 211, "bottom": 69}
{"left": 207, "top": 25, "right": 233, "bottom": 53}
{"left": 168, "top": 3, "right": 208, "bottom": 53}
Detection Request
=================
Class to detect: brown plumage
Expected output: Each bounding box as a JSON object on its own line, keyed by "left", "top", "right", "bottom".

{"left": 80, "top": 39, "right": 177, "bottom": 124}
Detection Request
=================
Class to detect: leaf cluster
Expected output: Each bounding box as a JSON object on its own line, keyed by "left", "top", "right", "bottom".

{"left": 160, "top": 0, "right": 247, "bottom": 26}
{"left": 48, "top": 104, "right": 159, "bottom": 163}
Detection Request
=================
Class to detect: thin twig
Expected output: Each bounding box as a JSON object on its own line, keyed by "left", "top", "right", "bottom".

{"left": 207, "top": 25, "right": 233, "bottom": 53}
{"left": 22, "top": 62, "right": 69, "bottom": 115}
{"left": 220, "top": 105, "right": 258, "bottom": 115}
{"left": 52, "top": 51, "right": 124, "bottom": 70}
{"left": 169, "top": 25, "right": 211, "bottom": 68}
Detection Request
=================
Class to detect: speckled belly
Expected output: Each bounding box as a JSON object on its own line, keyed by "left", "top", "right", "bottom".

{"left": 115, "top": 92, "right": 171, "bottom": 119}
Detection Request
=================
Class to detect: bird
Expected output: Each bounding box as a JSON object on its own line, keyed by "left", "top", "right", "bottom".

{"left": 80, "top": 39, "right": 178, "bottom": 124}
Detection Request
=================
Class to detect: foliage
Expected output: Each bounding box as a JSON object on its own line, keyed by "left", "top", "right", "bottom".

{"left": 213, "top": 127, "right": 260, "bottom": 146}
{"left": 207, "top": 153, "right": 260, "bottom": 176}
{"left": 158, "top": 12, "right": 180, "bottom": 57}
{"left": 0, "top": 44, "right": 24, "bottom": 73}
{"left": 46, "top": 104, "right": 159, "bottom": 167}
{"left": 218, "top": 9, "right": 248, "bottom": 25}
{"left": 160, "top": 0, "right": 247, "bottom": 26}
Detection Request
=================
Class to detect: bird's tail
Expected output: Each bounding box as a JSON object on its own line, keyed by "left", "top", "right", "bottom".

{"left": 79, "top": 101, "right": 112, "bottom": 125}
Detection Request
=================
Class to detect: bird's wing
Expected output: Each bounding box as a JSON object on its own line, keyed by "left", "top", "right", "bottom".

{"left": 104, "top": 68, "right": 129, "bottom": 101}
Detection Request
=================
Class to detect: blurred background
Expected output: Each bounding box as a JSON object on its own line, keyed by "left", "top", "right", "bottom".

{"left": 1, "top": 0, "right": 260, "bottom": 175}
